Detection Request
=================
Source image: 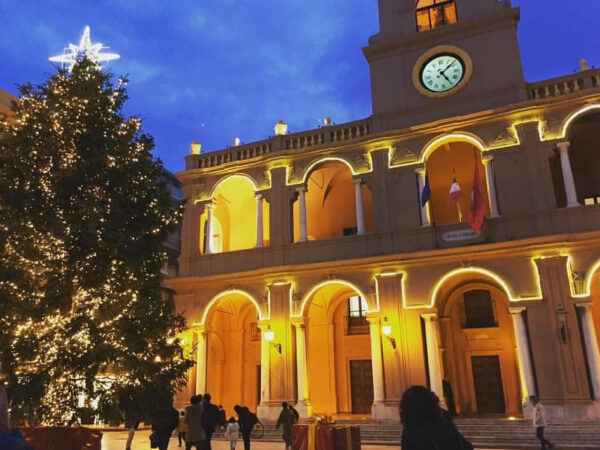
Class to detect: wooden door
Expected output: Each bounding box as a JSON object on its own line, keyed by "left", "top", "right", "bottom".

{"left": 471, "top": 355, "right": 505, "bottom": 414}
{"left": 349, "top": 360, "right": 374, "bottom": 414}
{"left": 256, "top": 364, "right": 261, "bottom": 411}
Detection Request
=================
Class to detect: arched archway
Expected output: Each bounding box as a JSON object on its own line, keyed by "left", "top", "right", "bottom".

{"left": 588, "top": 262, "right": 600, "bottom": 352}
{"left": 200, "top": 175, "right": 269, "bottom": 253}
{"left": 424, "top": 138, "right": 491, "bottom": 226}
{"left": 293, "top": 160, "right": 372, "bottom": 241}
{"left": 551, "top": 109, "right": 600, "bottom": 206}
{"left": 435, "top": 275, "right": 522, "bottom": 416}
{"left": 204, "top": 292, "right": 262, "bottom": 415}
{"left": 304, "top": 282, "right": 373, "bottom": 416}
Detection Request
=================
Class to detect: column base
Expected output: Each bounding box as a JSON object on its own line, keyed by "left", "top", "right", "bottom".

{"left": 294, "top": 400, "right": 313, "bottom": 419}
{"left": 567, "top": 202, "right": 581, "bottom": 208}
{"left": 257, "top": 401, "right": 288, "bottom": 421}
{"left": 521, "top": 400, "right": 533, "bottom": 420}
{"left": 371, "top": 402, "right": 400, "bottom": 420}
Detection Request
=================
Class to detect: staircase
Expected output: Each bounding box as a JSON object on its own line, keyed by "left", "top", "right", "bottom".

{"left": 212, "top": 418, "right": 600, "bottom": 448}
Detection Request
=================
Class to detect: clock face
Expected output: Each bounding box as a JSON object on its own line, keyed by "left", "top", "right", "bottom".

{"left": 420, "top": 54, "right": 465, "bottom": 93}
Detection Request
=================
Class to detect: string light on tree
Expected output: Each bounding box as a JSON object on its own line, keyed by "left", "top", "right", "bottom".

{"left": 49, "top": 26, "right": 120, "bottom": 71}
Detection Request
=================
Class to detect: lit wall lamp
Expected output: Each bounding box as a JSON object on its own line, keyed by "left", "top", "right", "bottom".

{"left": 556, "top": 305, "right": 568, "bottom": 343}
{"left": 263, "top": 325, "right": 282, "bottom": 354}
{"left": 381, "top": 317, "right": 397, "bottom": 350}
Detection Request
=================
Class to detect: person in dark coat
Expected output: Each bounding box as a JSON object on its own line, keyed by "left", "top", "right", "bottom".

{"left": 276, "top": 402, "right": 297, "bottom": 450}
{"left": 202, "top": 393, "right": 222, "bottom": 450}
{"left": 442, "top": 376, "right": 457, "bottom": 417}
{"left": 185, "top": 395, "right": 206, "bottom": 450}
{"left": 152, "top": 400, "right": 180, "bottom": 450}
{"left": 234, "top": 405, "right": 258, "bottom": 450}
{"left": 400, "top": 385, "right": 473, "bottom": 450}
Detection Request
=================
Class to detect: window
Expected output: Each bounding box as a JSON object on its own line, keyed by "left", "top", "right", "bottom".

{"left": 416, "top": 0, "right": 457, "bottom": 32}
{"left": 346, "top": 296, "right": 369, "bottom": 335}
{"left": 462, "top": 290, "right": 497, "bottom": 328}
{"left": 250, "top": 322, "right": 261, "bottom": 341}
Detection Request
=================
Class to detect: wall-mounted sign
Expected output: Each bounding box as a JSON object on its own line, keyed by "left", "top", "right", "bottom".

{"left": 442, "top": 229, "right": 479, "bottom": 242}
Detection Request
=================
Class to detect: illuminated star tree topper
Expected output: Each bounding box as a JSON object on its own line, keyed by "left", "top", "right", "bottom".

{"left": 49, "top": 26, "right": 120, "bottom": 71}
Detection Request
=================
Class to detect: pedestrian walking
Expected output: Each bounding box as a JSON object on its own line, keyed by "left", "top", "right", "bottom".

{"left": 224, "top": 417, "right": 240, "bottom": 450}
{"left": 275, "top": 402, "right": 297, "bottom": 450}
{"left": 185, "top": 395, "right": 206, "bottom": 450}
{"left": 177, "top": 410, "right": 188, "bottom": 447}
{"left": 123, "top": 398, "right": 141, "bottom": 450}
{"left": 202, "top": 393, "right": 223, "bottom": 450}
{"left": 150, "top": 398, "right": 179, "bottom": 450}
{"left": 400, "top": 385, "right": 473, "bottom": 450}
{"left": 530, "top": 395, "right": 554, "bottom": 449}
{"left": 234, "top": 405, "right": 258, "bottom": 450}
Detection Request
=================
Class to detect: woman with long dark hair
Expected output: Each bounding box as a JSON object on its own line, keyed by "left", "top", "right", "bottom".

{"left": 400, "top": 385, "right": 472, "bottom": 450}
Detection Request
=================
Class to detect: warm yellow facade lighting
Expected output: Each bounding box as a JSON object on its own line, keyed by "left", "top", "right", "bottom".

{"left": 190, "top": 140, "right": 202, "bottom": 154}
{"left": 274, "top": 120, "right": 288, "bottom": 136}
{"left": 295, "top": 279, "right": 370, "bottom": 317}
{"left": 200, "top": 288, "right": 266, "bottom": 325}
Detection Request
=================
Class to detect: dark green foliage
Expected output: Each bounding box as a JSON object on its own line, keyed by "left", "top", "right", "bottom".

{"left": 0, "top": 57, "right": 193, "bottom": 424}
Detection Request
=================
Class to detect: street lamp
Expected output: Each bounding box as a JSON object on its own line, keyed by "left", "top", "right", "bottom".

{"left": 381, "top": 317, "right": 397, "bottom": 350}
{"left": 263, "top": 325, "right": 281, "bottom": 354}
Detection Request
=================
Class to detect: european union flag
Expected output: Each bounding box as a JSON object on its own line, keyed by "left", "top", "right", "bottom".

{"left": 421, "top": 171, "right": 431, "bottom": 207}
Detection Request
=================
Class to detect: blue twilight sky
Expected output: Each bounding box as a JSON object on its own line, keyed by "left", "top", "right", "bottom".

{"left": 0, "top": 0, "right": 598, "bottom": 173}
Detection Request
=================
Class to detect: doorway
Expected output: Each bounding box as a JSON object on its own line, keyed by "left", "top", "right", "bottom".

{"left": 349, "top": 360, "right": 374, "bottom": 414}
{"left": 471, "top": 355, "right": 505, "bottom": 413}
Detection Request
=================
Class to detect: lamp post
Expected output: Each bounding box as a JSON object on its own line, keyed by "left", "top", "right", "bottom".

{"left": 263, "top": 325, "right": 281, "bottom": 354}
{"left": 556, "top": 305, "right": 568, "bottom": 343}
{"left": 381, "top": 317, "right": 397, "bottom": 350}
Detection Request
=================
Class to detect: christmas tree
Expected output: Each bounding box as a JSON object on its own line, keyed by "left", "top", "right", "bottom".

{"left": 0, "top": 57, "right": 193, "bottom": 424}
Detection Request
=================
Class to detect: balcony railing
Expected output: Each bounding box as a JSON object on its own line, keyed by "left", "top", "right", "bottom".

{"left": 344, "top": 315, "right": 370, "bottom": 335}
{"left": 527, "top": 68, "right": 600, "bottom": 100}
{"left": 185, "top": 118, "right": 371, "bottom": 170}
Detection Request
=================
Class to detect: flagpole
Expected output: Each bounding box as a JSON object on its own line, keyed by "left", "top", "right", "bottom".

{"left": 457, "top": 201, "right": 462, "bottom": 223}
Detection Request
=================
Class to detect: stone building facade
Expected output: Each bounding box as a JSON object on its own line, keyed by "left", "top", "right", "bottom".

{"left": 169, "top": 0, "right": 600, "bottom": 420}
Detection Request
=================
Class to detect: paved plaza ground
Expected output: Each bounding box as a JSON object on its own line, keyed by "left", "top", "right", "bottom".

{"left": 100, "top": 430, "right": 510, "bottom": 450}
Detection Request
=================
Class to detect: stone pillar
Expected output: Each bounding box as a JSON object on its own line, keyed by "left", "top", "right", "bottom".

{"left": 509, "top": 307, "right": 536, "bottom": 401}
{"left": 415, "top": 168, "right": 431, "bottom": 227}
{"left": 255, "top": 193, "right": 264, "bottom": 248}
{"left": 421, "top": 313, "right": 445, "bottom": 405}
{"left": 204, "top": 202, "right": 216, "bottom": 254}
{"left": 556, "top": 141, "right": 580, "bottom": 207}
{"left": 367, "top": 318, "right": 386, "bottom": 409}
{"left": 258, "top": 324, "right": 271, "bottom": 406}
{"left": 482, "top": 156, "right": 501, "bottom": 217}
{"left": 296, "top": 186, "right": 308, "bottom": 242}
{"left": 353, "top": 178, "right": 366, "bottom": 235}
{"left": 293, "top": 322, "right": 313, "bottom": 417}
{"left": 577, "top": 303, "right": 600, "bottom": 400}
{"left": 195, "top": 329, "right": 208, "bottom": 396}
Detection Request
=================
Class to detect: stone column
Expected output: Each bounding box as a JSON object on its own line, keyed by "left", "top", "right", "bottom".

{"left": 296, "top": 186, "right": 308, "bottom": 242}
{"left": 293, "top": 322, "right": 313, "bottom": 417}
{"left": 482, "top": 156, "right": 500, "bottom": 217}
{"left": 204, "top": 202, "right": 216, "bottom": 254}
{"left": 421, "top": 313, "right": 445, "bottom": 405}
{"left": 509, "top": 307, "right": 536, "bottom": 400}
{"left": 367, "top": 318, "right": 386, "bottom": 407}
{"left": 577, "top": 303, "right": 600, "bottom": 400}
{"left": 259, "top": 324, "right": 271, "bottom": 405}
{"left": 195, "top": 329, "right": 208, "bottom": 395}
{"left": 255, "top": 193, "right": 264, "bottom": 248}
{"left": 415, "top": 168, "right": 431, "bottom": 227}
{"left": 556, "top": 141, "right": 580, "bottom": 207}
{"left": 353, "top": 178, "right": 366, "bottom": 235}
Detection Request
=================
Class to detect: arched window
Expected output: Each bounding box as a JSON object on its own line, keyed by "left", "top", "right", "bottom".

{"left": 416, "top": 0, "right": 457, "bottom": 32}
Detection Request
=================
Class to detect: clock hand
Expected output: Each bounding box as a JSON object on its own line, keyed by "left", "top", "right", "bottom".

{"left": 440, "top": 60, "right": 457, "bottom": 75}
{"left": 440, "top": 72, "right": 452, "bottom": 84}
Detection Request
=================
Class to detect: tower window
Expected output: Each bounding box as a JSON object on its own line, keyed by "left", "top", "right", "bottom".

{"left": 416, "top": 0, "right": 457, "bottom": 32}
{"left": 346, "top": 296, "right": 369, "bottom": 335}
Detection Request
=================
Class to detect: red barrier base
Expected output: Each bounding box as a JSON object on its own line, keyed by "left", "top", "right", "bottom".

{"left": 20, "top": 427, "right": 102, "bottom": 450}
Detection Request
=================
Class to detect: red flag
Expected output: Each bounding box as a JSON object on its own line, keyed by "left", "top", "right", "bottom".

{"left": 469, "top": 160, "right": 486, "bottom": 233}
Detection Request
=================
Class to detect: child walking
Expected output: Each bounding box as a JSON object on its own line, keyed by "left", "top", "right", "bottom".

{"left": 224, "top": 416, "right": 240, "bottom": 450}
{"left": 177, "top": 410, "right": 187, "bottom": 447}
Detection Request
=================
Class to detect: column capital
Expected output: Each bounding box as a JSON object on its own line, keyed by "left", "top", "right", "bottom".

{"left": 204, "top": 200, "right": 216, "bottom": 210}
{"left": 482, "top": 155, "right": 494, "bottom": 164}
{"left": 352, "top": 177, "right": 363, "bottom": 185}
{"left": 255, "top": 192, "right": 264, "bottom": 200}
{"left": 509, "top": 306, "right": 527, "bottom": 315}
{"left": 295, "top": 185, "right": 307, "bottom": 193}
{"left": 556, "top": 140, "right": 571, "bottom": 152}
{"left": 420, "top": 312, "right": 438, "bottom": 321}
{"left": 291, "top": 320, "right": 306, "bottom": 329}
{"left": 575, "top": 301, "right": 594, "bottom": 310}
{"left": 414, "top": 165, "right": 426, "bottom": 175}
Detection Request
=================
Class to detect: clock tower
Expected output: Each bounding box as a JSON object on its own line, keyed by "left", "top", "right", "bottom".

{"left": 363, "top": 0, "right": 527, "bottom": 132}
